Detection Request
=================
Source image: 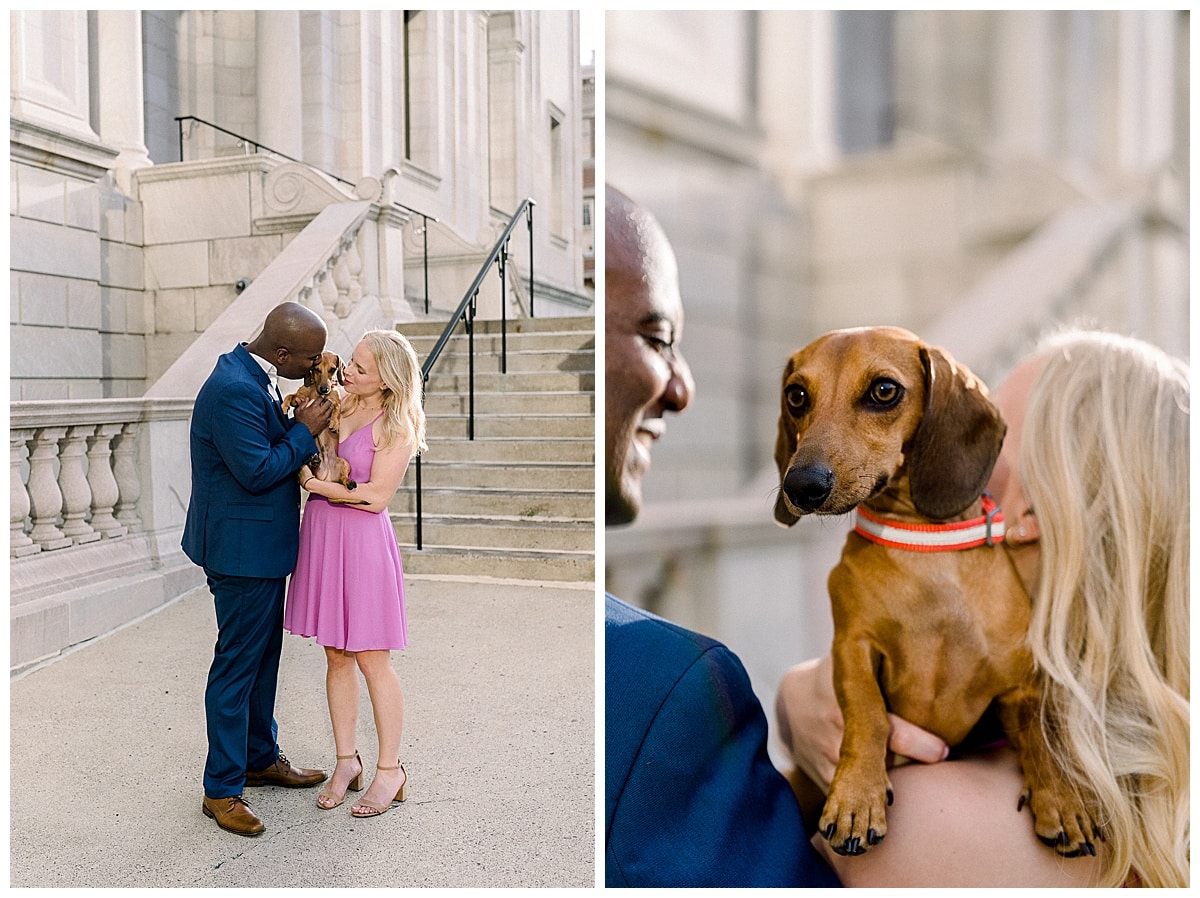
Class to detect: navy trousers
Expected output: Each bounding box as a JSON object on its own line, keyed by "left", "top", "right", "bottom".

{"left": 203, "top": 571, "right": 285, "bottom": 798}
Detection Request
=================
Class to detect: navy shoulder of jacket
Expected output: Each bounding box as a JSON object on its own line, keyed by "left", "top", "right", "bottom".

{"left": 604, "top": 594, "right": 839, "bottom": 888}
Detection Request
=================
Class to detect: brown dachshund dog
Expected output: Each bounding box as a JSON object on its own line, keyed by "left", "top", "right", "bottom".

{"left": 774, "top": 326, "right": 1097, "bottom": 858}
{"left": 282, "top": 351, "right": 357, "bottom": 493}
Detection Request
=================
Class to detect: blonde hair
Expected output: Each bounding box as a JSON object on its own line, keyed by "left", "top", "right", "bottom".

{"left": 1020, "top": 330, "right": 1189, "bottom": 887}
{"left": 344, "top": 329, "right": 427, "bottom": 457}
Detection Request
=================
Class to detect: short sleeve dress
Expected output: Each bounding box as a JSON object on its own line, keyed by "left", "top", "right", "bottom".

{"left": 284, "top": 413, "right": 409, "bottom": 651}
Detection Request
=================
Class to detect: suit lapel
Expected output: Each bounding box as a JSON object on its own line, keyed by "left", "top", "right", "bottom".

{"left": 233, "top": 343, "right": 288, "bottom": 425}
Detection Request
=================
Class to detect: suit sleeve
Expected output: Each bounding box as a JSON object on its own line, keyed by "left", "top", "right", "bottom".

{"left": 606, "top": 642, "right": 841, "bottom": 888}
{"left": 209, "top": 381, "right": 318, "bottom": 495}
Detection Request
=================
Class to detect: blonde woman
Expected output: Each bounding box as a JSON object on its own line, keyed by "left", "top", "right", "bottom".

{"left": 285, "top": 329, "right": 427, "bottom": 819}
{"left": 776, "top": 330, "right": 1189, "bottom": 887}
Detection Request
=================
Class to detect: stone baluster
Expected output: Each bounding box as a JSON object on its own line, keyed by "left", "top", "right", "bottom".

{"left": 27, "top": 427, "right": 72, "bottom": 550}
{"left": 112, "top": 422, "right": 143, "bottom": 530}
{"left": 10, "top": 429, "right": 39, "bottom": 558}
{"left": 87, "top": 423, "right": 127, "bottom": 538}
{"left": 318, "top": 264, "right": 338, "bottom": 314}
{"left": 58, "top": 425, "right": 101, "bottom": 544}
{"left": 347, "top": 230, "right": 364, "bottom": 308}
{"left": 333, "top": 242, "right": 353, "bottom": 318}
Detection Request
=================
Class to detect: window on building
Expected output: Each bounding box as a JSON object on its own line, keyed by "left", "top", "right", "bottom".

{"left": 403, "top": 10, "right": 432, "bottom": 168}
{"left": 550, "top": 112, "right": 564, "bottom": 236}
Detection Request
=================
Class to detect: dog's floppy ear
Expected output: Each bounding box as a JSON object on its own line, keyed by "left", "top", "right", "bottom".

{"left": 335, "top": 355, "right": 345, "bottom": 385}
{"left": 774, "top": 356, "right": 802, "bottom": 527}
{"left": 908, "top": 345, "right": 1007, "bottom": 520}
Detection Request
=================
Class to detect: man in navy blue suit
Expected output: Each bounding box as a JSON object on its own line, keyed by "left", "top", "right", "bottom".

{"left": 183, "top": 301, "right": 334, "bottom": 836}
{"left": 603, "top": 186, "right": 841, "bottom": 887}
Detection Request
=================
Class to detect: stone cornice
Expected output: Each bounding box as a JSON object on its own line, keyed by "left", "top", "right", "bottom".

{"left": 10, "top": 117, "right": 119, "bottom": 180}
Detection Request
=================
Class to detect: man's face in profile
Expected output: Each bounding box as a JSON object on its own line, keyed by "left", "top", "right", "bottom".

{"left": 604, "top": 201, "right": 693, "bottom": 526}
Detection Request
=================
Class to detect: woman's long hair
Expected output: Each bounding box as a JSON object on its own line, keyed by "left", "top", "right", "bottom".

{"left": 1020, "top": 331, "right": 1189, "bottom": 887}
{"left": 344, "top": 329, "right": 427, "bottom": 458}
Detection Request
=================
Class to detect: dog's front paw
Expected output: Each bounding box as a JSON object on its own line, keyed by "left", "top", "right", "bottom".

{"left": 819, "top": 767, "right": 893, "bottom": 856}
{"left": 1020, "top": 781, "right": 1102, "bottom": 858}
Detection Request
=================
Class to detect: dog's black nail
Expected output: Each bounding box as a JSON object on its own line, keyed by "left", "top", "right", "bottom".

{"left": 844, "top": 837, "right": 861, "bottom": 855}
{"left": 867, "top": 828, "right": 881, "bottom": 846}
{"left": 1017, "top": 794, "right": 1026, "bottom": 812}
{"left": 1084, "top": 841, "right": 1096, "bottom": 857}
{"left": 823, "top": 823, "right": 837, "bottom": 841}
{"left": 886, "top": 788, "right": 894, "bottom": 807}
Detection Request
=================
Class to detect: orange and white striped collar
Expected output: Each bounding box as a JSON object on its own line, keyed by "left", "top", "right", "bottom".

{"left": 854, "top": 494, "right": 1005, "bottom": 553}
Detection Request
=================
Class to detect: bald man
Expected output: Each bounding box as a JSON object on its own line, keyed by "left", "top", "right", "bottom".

{"left": 183, "top": 302, "right": 334, "bottom": 835}
{"left": 604, "top": 185, "right": 695, "bottom": 525}
{"left": 603, "top": 187, "right": 840, "bottom": 887}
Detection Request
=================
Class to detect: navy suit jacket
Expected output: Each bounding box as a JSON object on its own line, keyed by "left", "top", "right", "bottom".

{"left": 182, "top": 343, "right": 319, "bottom": 579}
{"left": 605, "top": 594, "right": 840, "bottom": 888}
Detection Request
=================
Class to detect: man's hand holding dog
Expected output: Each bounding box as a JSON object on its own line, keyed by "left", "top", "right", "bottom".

{"left": 775, "top": 657, "right": 950, "bottom": 791}
{"left": 293, "top": 395, "right": 334, "bottom": 436}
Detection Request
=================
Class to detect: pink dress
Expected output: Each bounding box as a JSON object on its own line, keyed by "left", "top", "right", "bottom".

{"left": 285, "top": 413, "right": 408, "bottom": 651}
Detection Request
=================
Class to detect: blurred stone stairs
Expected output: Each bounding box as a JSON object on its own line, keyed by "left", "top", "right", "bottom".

{"left": 391, "top": 315, "right": 595, "bottom": 582}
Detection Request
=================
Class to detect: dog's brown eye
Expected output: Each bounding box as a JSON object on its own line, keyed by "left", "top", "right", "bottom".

{"left": 868, "top": 378, "right": 902, "bottom": 407}
{"left": 785, "top": 384, "right": 808, "bottom": 413}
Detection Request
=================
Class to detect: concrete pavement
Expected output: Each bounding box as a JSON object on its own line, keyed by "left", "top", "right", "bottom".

{"left": 9, "top": 575, "right": 596, "bottom": 888}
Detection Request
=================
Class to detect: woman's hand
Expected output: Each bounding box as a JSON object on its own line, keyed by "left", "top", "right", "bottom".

{"left": 775, "top": 656, "right": 950, "bottom": 792}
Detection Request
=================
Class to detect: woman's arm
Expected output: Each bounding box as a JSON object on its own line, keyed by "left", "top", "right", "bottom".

{"left": 304, "top": 429, "right": 414, "bottom": 513}
{"left": 775, "top": 656, "right": 950, "bottom": 791}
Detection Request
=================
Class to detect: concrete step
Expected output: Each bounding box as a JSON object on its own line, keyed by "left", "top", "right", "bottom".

{"left": 423, "top": 390, "right": 594, "bottom": 417}
{"left": 424, "top": 370, "right": 594, "bottom": 394}
{"left": 400, "top": 315, "right": 595, "bottom": 338}
{"left": 391, "top": 486, "right": 593, "bottom": 518}
{"left": 399, "top": 544, "right": 594, "bottom": 581}
{"left": 424, "top": 438, "right": 594, "bottom": 464}
{"left": 422, "top": 348, "right": 595, "bottom": 375}
{"left": 407, "top": 329, "right": 595, "bottom": 356}
{"left": 426, "top": 412, "right": 593, "bottom": 440}
{"left": 391, "top": 513, "right": 593, "bottom": 553}
{"left": 412, "top": 460, "right": 592, "bottom": 490}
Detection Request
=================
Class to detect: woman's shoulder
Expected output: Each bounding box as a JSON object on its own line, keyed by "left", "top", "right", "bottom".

{"left": 817, "top": 748, "right": 1103, "bottom": 887}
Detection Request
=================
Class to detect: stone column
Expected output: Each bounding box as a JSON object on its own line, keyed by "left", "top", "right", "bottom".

{"left": 255, "top": 11, "right": 303, "bottom": 157}
{"left": 93, "top": 10, "right": 153, "bottom": 194}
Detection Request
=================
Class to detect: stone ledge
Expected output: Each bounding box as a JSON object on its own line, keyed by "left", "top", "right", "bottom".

{"left": 10, "top": 545, "right": 204, "bottom": 675}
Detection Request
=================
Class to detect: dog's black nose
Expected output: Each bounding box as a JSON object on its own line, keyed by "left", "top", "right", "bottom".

{"left": 784, "top": 465, "right": 834, "bottom": 512}
{"left": 317, "top": 384, "right": 331, "bottom": 395}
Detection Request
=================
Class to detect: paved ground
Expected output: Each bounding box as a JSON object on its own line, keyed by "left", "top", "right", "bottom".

{"left": 9, "top": 575, "right": 596, "bottom": 888}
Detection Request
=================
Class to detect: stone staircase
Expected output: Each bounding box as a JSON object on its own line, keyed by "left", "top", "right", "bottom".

{"left": 390, "top": 315, "right": 595, "bottom": 582}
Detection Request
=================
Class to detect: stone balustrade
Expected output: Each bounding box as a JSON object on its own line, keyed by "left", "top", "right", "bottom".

{"left": 11, "top": 397, "right": 200, "bottom": 673}
{"left": 11, "top": 399, "right": 192, "bottom": 558}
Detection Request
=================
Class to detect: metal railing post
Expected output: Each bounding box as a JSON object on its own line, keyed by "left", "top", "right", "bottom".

{"left": 415, "top": 452, "right": 423, "bottom": 550}
{"left": 499, "top": 241, "right": 508, "bottom": 375}
{"left": 527, "top": 203, "right": 535, "bottom": 318}
{"left": 467, "top": 295, "right": 476, "bottom": 441}
{"left": 422, "top": 214, "right": 430, "bottom": 314}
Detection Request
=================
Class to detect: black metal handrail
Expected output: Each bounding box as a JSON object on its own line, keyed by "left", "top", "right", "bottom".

{"left": 174, "top": 115, "right": 437, "bottom": 312}
{"left": 414, "top": 198, "right": 536, "bottom": 549}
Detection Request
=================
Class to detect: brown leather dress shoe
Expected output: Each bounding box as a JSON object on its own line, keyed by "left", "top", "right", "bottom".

{"left": 202, "top": 795, "right": 265, "bottom": 836}
{"left": 244, "top": 750, "right": 327, "bottom": 788}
